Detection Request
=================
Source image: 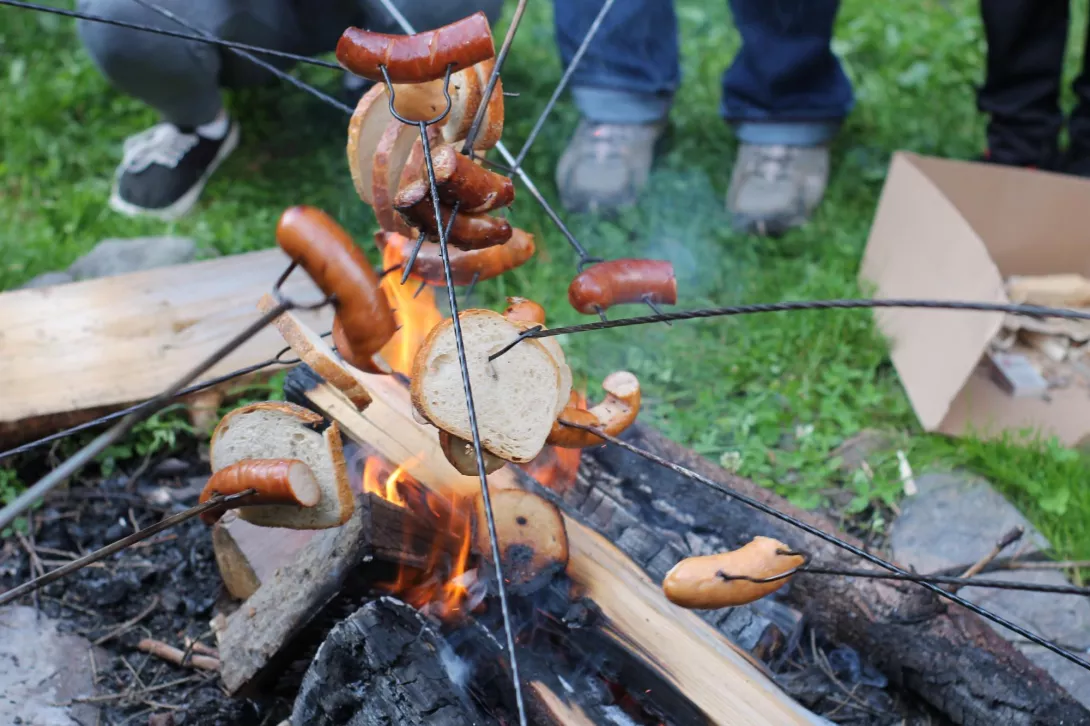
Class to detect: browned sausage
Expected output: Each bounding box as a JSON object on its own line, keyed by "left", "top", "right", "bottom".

{"left": 336, "top": 12, "right": 495, "bottom": 84}
{"left": 394, "top": 179, "right": 513, "bottom": 250}
{"left": 276, "top": 206, "right": 397, "bottom": 372}
{"left": 429, "top": 144, "right": 514, "bottom": 213}
{"left": 502, "top": 296, "right": 545, "bottom": 326}
{"left": 662, "top": 537, "right": 806, "bottom": 609}
{"left": 567, "top": 259, "right": 677, "bottom": 314}
{"left": 377, "top": 228, "right": 534, "bottom": 286}
{"left": 199, "top": 459, "right": 320, "bottom": 524}
{"left": 548, "top": 372, "right": 640, "bottom": 448}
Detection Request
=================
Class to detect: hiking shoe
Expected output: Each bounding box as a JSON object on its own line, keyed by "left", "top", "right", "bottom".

{"left": 555, "top": 119, "right": 665, "bottom": 214}
{"left": 726, "top": 143, "right": 829, "bottom": 236}
{"left": 109, "top": 118, "right": 240, "bottom": 220}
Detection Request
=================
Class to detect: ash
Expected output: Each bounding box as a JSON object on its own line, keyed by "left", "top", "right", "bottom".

{"left": 0, "top": 453, "right": 289, "bottom": 725}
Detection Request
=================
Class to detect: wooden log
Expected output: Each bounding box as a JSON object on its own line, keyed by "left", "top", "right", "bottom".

{"left": 0, "top": 249, "right": 332, "bottom": 449}
{"left": 291, "top": 597, "right": 494, "bottom": 726}
{"left": 283, "top": 364, "right": 823, "bottom": 726}
{"left": 212, "top": 492, "right": 464, "bottom": 696}
{"left": 580, "top": 426, "right": 1090, "bottom": 726}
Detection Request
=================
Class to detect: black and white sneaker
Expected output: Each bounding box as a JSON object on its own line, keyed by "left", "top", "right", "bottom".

{"left": 109, "top": 117, "right": 240, "bottom": 220}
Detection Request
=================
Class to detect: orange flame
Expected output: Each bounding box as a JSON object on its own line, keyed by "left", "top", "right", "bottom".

{"left": 360, "top": 454, "right": 477, "bottom": 622}
{"left": 379, "top": 243, "right": 444, "bottom": 377}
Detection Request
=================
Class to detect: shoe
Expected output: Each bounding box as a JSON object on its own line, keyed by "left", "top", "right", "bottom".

{"left": 726, "top": 143, "right": 829, "bottom": 236}
{"left": 555, "top": 118, "right": 666, "bottom": 214}
{"left": 109, "top": 117, "right": 240, "bottom": 220}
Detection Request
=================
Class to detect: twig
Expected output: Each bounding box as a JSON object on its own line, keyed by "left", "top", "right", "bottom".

{"left": 93, "top": 596, "right": 160, "bottom": 646}
{"left": 183, "top": 637, "right": 218, "bottom": 658}
{"left": 951, "top": 526, "right": 1024, "bottom": 593}
{"left": 137, "top": 639, "right": 220, "bottom": 671}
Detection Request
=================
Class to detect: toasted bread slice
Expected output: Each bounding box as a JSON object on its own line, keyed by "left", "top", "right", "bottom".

{"left": 373, "top": 118, "right": 425, "bottom": 234}
{"left": 347, "top": 83, "right": 392, "bottom": 206}
{"left": 257, "top": 294, "right": 372, "bottom": 411}
{"left": 470, "top": 59, "right": 504, "bottom": 151}
{"left": 411, "top": 309, "right": 563, "bottom": 463}
{"left": 210, "top": 402, "right": 354, "bottom": 529}
{"left": 441, "top": 64, "right": 484, "bottom": 144}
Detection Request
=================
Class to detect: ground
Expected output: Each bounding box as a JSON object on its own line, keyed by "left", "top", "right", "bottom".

{"left": 1, "top": 0, "right": 1088, "bottom": 569}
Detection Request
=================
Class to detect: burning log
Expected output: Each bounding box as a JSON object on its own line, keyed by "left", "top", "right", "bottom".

{"left": 212, "top": 490, "right": 468, "bottom": 696}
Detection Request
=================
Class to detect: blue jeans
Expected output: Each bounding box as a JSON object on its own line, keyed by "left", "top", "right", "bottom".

{"left": 553, "top": 0, "right": 853, "bottom": 146}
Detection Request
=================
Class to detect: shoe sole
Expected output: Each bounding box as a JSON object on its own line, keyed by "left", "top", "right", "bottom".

{"left": 108, "top": 122, "right": 241, "bottom": 222}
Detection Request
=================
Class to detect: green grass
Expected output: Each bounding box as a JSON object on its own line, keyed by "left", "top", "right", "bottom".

{"left": 2, "top": 0, "right": 1089, "bottom": 565}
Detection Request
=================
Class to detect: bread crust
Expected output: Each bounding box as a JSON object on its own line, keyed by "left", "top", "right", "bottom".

{"left": 346, "top": 83, "right": 391, "bottom": 206}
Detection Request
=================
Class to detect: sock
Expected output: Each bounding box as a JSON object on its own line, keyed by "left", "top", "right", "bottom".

{"left": 197, "top": 110, "right": 230, "bottom": 140}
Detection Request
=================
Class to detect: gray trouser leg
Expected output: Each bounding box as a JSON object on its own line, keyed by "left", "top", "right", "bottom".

{"left": 77, "top": 0, "right": 506, "bottom": 127}
{"left": 77, "top": 0, "right": 305, "bottom": 127}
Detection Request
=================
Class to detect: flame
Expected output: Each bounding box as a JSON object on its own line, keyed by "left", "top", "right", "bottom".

{"left": 360, "top": 453, "right": 477, "bottom": 622}
{"left": 379, "top": 243, "right": 444, "bottom": 377}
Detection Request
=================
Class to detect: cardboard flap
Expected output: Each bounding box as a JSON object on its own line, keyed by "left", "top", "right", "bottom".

{"left": 860, "top": 152, "right": 1007, "bottom": 431}
{"left": 912, "top": 155, "right": 1090, "bottom": 277}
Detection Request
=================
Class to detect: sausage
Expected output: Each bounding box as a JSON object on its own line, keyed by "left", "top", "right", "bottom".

{"left": 394, "top": 179, "right": 513, "bottom": 250}
{"left": 336, "top": 12, "right": 495, "bottom": 84}
{"left": 430, "top": 144, "right": 514, "bottom": 213}
{"left": 548, "top": 372, "right": 640, "bottom": 448}
{"left": 502, "top": 297, "right": 545, "bottom": 326}
{"left": 276, "top": 206, "right": 397, "bottom": 373}
{"left": 662, "top": 536, "right": 806, "bottom": 609}
{"left": 199, "top": 459, "right": 320, "bottom": 525}
{"left": 439, "top": 430, "right": 507, "bottom": 475}
{"left": 377, "top": 228, "right": 534, "bottom": 286}
{"left": 567, "top": 259, "right": 677, "bottom": 315}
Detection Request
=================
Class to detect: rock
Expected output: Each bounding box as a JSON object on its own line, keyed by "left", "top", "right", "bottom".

{"left": 831, "top": 429, "right": 895, "bottom": 474}
{"left": 0, "top": 605, "right": 104, "bottom": 726}
{"left": 890, "top": 471, "right": 1090, "bottom": 709}
{"left": 18, "top": 271, "right": 74, "bottom": 290}
{"left": 68, "top": 237, "right": 197, "bottom": 280}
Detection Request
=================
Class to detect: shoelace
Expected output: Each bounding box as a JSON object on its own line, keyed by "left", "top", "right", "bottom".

{"left": 120, "top": 124, "right": 199, "bottom": 174}
{"left": 744, "top": 144, "right": 795, "bottom": 183}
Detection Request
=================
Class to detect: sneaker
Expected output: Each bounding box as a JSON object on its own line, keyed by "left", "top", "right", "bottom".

{"left": 109, "top": 118, "right": 240, "bottom": 220}
{"left": 555, "top": 119, "right": 666, "bottom": 214}
{"left": 726, "top": 143, "right": 829, "bottom": 236}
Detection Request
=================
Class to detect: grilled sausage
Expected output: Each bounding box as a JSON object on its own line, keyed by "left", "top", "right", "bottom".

{"left": 548, "top": 372, "right": 640, "bottom": 448}
{"left": 336, "top": 12, "right": 495, "bottom": 84}
{"left": 568, "top": 259, "right": 677, "bottom": 314}
{"left": 376, "top": 228, "right": 534, "bottom": 286}
{"left": 394, "top": 179, "right": 512, "bottom": 250}
{"left": 502, "top": 296, "right": 545, "bottom": 326}
{"left": 429, "top": 143, "right": 514, "bottom": 213}
{"left": 276, "top": 206, "right": 397, "bottom": 373}
{"left": 662, "top": 536, "right": 806, "bottom": 609}
{"left": 199, "top": 459, "right": 320, "bottom": 524}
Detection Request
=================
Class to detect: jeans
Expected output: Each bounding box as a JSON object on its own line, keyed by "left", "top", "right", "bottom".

{"left": 78, "top": 0, "right": 505, "bottom": 127}
{"left": 553, "top": 0, "right": 853, "bottom": 146}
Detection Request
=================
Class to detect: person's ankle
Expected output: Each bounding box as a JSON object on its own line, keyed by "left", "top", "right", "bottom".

{"left": 196, "top": 110, "right": 231, "bottom": 141}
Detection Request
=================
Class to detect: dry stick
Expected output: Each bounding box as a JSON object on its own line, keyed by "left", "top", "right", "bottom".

{"left": 557, "top": 419, "right": 1090, "bottom": 672}
{"left": 137, "top": 639, "right": 220, "bottom": 672}
{"left": 950, "top": 526, "right": 1024, "bottom": 593}
{"left": 0, "top": 491, "right": 256, "bottom": 607}
{"left": 94, "top": 596, "right": 161, "bottom": 646}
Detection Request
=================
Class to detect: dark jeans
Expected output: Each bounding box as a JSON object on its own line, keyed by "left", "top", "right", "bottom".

{"left": 553, "top": 0, "right": 853, "bottom": 146}
{"left": 979, "top": 0, "right": 1090, "bottom": 166}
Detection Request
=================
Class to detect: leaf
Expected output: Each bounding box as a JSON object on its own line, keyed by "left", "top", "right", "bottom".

{"left": 1039, "top": 487, "right": 1070, "bottom": 515}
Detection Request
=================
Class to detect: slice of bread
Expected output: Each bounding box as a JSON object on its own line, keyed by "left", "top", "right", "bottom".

{"left": 257, "top": 294, "right": 372, "bottom": 411}
{"left": 441, "top": 65, "right": 483, "bottom": 144}
{"left": 210, "top": 402, "right": 354, "bottom": 529}
{"left": 474, "top": 488, "right": 568, "bottom": 594}
{"left": 510, "top": 320, "right": 570, "bottom": 418}
{"left": 470, "top": 59, "right": 504, "bottom": 151}
{"left": 411, "top": 309, "right": 563, "bottom": 463}
{"left": 372, "top": 118, "right": 424, "bottom": 234}
{"left": 347, "top": 83, "right": 392, "bottom": 206}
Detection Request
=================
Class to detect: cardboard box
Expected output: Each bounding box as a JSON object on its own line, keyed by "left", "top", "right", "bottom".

{"left": 859, "top": 152, "right": 1090, "bottom": 445}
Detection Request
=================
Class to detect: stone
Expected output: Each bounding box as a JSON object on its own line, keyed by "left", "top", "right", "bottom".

{"left": 890, "top": 471, "right": 1090, "bottom": 709}
{"left": 67, "top": 237, "right": 197, "bottom": 280}
{"left": 0, "top": 605, "right": 104, "bottom": 726}
{"left": 18, "top": 271, "right": 74, "bottom": 290}
{"left": 831, "top": 429, "right": 895, "bottom": 474}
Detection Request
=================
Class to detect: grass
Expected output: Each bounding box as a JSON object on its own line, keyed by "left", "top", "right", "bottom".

{"left": 1, "top": 0, "right": 1088, "bottom": 565}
